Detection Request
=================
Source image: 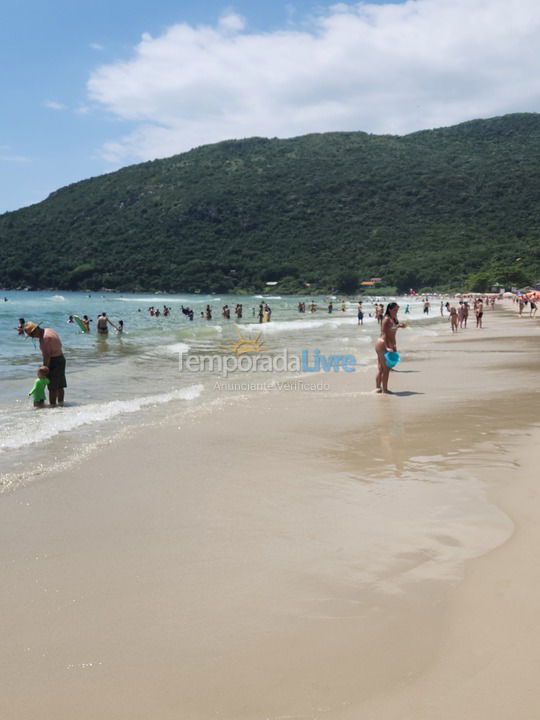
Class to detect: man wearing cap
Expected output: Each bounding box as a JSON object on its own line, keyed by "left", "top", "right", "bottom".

{"left": 24, "top": 322, "right": 67, "bottom": 406}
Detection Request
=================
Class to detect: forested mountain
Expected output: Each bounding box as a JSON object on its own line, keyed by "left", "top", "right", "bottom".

{"left": 1, "top": 113, "right": 539, "bottom": 293}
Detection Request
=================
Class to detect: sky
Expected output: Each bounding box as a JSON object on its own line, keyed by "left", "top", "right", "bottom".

{"left": 1, "top": 0, "right": 540, "bottom": 213}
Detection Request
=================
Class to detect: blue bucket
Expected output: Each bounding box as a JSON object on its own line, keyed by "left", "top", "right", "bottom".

{"left": 385, "top": 351, "right": 400, "bottom": 368}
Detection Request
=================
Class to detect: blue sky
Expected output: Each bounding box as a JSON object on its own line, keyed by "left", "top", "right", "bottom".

{"left": 1, "top": 0, "right": 539, "bottom": 213}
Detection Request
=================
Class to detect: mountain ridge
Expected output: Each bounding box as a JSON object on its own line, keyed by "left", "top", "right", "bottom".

{"left": 1, "top": 113, "right": 539, "bottom": 293}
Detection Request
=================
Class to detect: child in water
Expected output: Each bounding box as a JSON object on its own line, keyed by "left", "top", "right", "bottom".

{"left": 28, "top": 365, "right": 49, "bottom": 407}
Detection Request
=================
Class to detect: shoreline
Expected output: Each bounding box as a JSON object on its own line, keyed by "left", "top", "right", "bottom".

{"left": 1, "top": 303, "right": 539, "bottom": 719}
{"left": 0, "top": 291, "right": 440, "bottom": 482}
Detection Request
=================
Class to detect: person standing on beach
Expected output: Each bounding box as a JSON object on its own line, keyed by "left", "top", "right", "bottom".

{"left": 457, "top": 302, "right": 464, "bottom": 328}
{"left": 449, "top": 305, "right": 459, "bottom": 333}
{"left": 374, "top": 302, "right": 405, "bottom": 394}
{"left": 462, "top": 302, "right": 469, "bottom": 328}
{"left": 24, "top": 321, "right": 66, "bottom": 406}
{"left": 475, "top": 298, "right": 484, "bottom": 328}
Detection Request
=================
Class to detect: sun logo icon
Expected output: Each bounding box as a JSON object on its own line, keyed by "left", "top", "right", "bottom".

{"left": 220, "top": 328, "right": 267, "bottom": 355}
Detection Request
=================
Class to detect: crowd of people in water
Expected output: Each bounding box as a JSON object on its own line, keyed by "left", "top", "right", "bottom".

{"left": 12, "top": 291, "right": 538, "bottom": 406}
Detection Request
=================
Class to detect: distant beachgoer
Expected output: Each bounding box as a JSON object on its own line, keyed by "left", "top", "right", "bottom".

{"left": 357, "top": 302, "right": 363, "bottom": 325}
{"left": 462, "top": 302, "right": 469, "bottom": 328}
{"left": 423, "top": 300, "right": 430, "bottom": 315}
{"left": 235, "top": 304, "right": 243, "bottom": 319}
{"left": 475, "top": 299, "right": 484, "bottom": 328}
{"left": 205, "top": 305, "right": 212, "bottom": 320}
{"left": 328, "top": 302, "right": 333, "bottom": 314}
{"left": 67, "top": 315, "right": 74, "bottom": 324}
{"left": 24, "top": 322, "right": 66, "bottom": 406}
{"left": 375, "top": 302, "right": 405, "bottom": 394}
{"left": 263, "top": 303, "right": 272, "bottom": 322}
{"left": 440, "top": 301, "right": 444, "bottom": 316}
{"left": 310, "top": 301, "right": 316, "bottom": 313}
{"left": 117, "top": 320, "right": 124, "bottom": 333}
{"left": 16, "top": 317, "right": 25, "bottom": 335}
{"left": 457, "top": 302, "right": 464, "bottom": 328}
{"left": 404, "top": 304, "right": 410, "bottom": 314}
{"left": 530, "top": 300, "right": 537, "bottom": 317}
{"left": 375, "top": 304, "right": 384, "bottom": 325}
{"left": 341, "top": 301, "right": 346, "bottom": 312}
{"left": 28, "top": 365, "right": 49, "bottom": 408}
{"left": 258, "top": 304, "right": 264, "bottom": 323}
{"left": 97, "top": 312, "right": 116, "bottom": 334}
{"left": 82, "top": 315, "right": 91, "bottom": 331}
{"left": 449, "top": 305, "right": 458, "bottom": 333}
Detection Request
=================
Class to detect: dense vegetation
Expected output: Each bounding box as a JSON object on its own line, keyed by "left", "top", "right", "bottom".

{"left": 1, "top": 113, "right": 539, "bottom": 294}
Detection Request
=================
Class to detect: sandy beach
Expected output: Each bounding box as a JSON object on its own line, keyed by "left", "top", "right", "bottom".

{"left": 1, "top": 302, "right": 539, "bottom": 720}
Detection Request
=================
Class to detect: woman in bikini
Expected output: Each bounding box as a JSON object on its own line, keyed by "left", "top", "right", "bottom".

{"left": 375, "top": 302, "right": 406, "bottom": 394}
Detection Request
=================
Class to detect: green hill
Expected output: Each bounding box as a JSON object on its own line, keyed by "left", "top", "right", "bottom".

{"left": 1, "top": 113, "right": 539, "bottom": 293}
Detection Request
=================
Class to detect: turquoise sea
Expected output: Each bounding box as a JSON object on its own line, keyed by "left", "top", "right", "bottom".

{"left": 0, "top": 290, "right": 443, "bottom": 486}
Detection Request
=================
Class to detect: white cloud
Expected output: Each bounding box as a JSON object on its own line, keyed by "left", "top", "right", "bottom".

{"left": 218, "top": 12, "right": 246, "bottom": 33}
{"left": 44, "top": 100, "right": 67, "bottom": 110}
{"left": 87, "top": 0, "right": 540, "bottom": 165}
{"left": 0, "top": 153, "right": 31, "bottom": 163}
{"left": 90, "top": 42, "right": 104, "bottom": 51}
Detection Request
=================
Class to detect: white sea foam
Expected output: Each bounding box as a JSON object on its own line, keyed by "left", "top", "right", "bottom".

{"left": 243, "top": 316, "right": 376, "bottom": 334}
{"left": 50, "top": 295, "right": 65, "bottom": 301}
{"left": 118, "top": 297, "right": 213, "bottom": 304}
{"left": 0, "top": 384, "right": 204, "bottom": 453}
{"left": 155, "top": 342, "right": 191, "bottom": 356}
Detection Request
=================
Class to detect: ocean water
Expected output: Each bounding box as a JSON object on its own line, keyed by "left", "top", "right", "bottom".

{"left": 0, "top": 290, "right": 443, "bottom": 485}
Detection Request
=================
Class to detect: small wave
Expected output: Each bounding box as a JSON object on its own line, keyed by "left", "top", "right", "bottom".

{"left": 50, "top": 295, "right": 65, "bottom": 301}
{"left": 118, "top": 297, "right": 212, "bottom": 304}
{"left": 242, "top": 316, "right": 373, "bottom": 334}
{"left": 154, "top": 342, "right": 190, "bottom": 356}
{"left": 0, "top": 384, "right": 204, "bottom": 453}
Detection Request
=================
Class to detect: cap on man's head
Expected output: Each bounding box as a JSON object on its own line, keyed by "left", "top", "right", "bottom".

{"left": 24, "top": 321, "right": 40, "bottom": 336}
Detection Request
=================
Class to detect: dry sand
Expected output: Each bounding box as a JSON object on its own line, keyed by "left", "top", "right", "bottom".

{"left": 1, "top": 302, "right": 539, "bottom": 719}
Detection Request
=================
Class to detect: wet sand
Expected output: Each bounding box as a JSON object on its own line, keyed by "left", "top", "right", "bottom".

{"left": 1, "top": 302, "right": 539, "bottom": 719}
